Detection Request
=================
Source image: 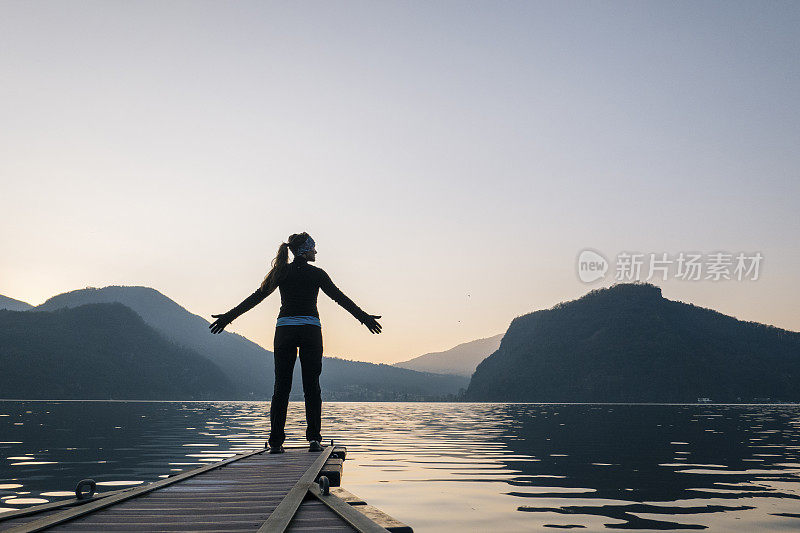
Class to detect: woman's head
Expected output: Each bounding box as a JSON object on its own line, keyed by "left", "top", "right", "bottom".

{"left": 260, "top": 232, "right": 315, "bottom": 293}
{"left": 287, "top": 233, "right": 316, "bottom": 261}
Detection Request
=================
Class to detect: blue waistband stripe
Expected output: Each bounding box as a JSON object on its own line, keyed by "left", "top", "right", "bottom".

{"left": 276, "top": 315, "right": 321, "bottom": 327}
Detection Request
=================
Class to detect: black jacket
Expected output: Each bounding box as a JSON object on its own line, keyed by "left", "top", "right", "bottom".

{"left": 226, "top": 256, "right": 369, "bottom": 323}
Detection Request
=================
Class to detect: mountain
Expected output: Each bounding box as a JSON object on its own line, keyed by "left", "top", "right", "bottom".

{"left": 0, "top": 294, "right": 33, "bottom": 311}
{"left": 466, "top": 283, "right": 800, "bottom": 402}
{"left": 321, "top": 358, "right": 468, "bottom": 401}
{"left": 0, "top": 304, "right": 235, "bottom": 400}
{"left": 34, "top": 286, "right": 466, "bottom": 400}
{"left": 35, "top": 286, "right": 271, "bottom": 398}
{"left": 393, "top": 334, "right": 503, "bottom": 376}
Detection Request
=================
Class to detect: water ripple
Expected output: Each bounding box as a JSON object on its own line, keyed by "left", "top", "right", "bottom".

{"left": 1, "top": 402, "right": 799, "bottom": 532}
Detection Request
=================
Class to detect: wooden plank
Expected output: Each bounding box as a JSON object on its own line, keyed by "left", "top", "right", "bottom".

{"left": 318, "top": 457, "right": 344, "bottom": 486}
{"left": 350, "top": 505, "right": 413, "bottom": 533}
{"left": 286, "top": 524, "right": 353, "bottom": 533}
{"left": 101, "top": 502, "right": 282, "bottom": 510}
{"left": 0, "top": 487, "right": 136, "bottom": 524}
{"left": 284, "top": 499, "right": 357, "bottom": 533}
{"left": 255, "top": 446, "right": 333, "bottom": 533}
{"left": 53, "top": 521, "right": 265, "bottom": 531}
{"left": 4, "top": 448, "right": 267, "bottom": 533}
{"left": 140, "top": 491, "right": 291, "bottom": 497}
{"left": 118, "top": 491, "right": 295, "bottom": 500}
{"left": 89, "top": 507, "right": 280, "bottom": 515}
{"left": 306, "top": 483, "right": 390, "bottom": 533}
{"left": 329, "top": 487, "right": 367, "bottom": 505}
{"left": 55, "top": 513, "right": 272, "bottom": 522}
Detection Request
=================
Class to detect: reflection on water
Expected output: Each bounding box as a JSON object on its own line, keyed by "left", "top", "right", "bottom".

{"left": 1, "top": 401, "right": 799, "bottom": 532}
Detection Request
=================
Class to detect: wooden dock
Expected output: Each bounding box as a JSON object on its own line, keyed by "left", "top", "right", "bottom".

{"left": 0, "top": 445, "right": 412, "bottom": 533}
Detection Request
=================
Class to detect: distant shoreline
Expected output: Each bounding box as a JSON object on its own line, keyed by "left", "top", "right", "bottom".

{"left": 1, "top": 399, "right": 799, "bottom": 405}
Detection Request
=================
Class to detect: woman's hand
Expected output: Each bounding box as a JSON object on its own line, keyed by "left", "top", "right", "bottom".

{"left": 363, "top": 314, "right": 382, "bottom": 334}
{"left": 209, "top": 312, "right": 233, "bottom": 334}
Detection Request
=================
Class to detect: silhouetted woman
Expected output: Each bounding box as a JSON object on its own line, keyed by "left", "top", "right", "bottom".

{"left": 209, "top": 232, "right": 381, "bottom": 453}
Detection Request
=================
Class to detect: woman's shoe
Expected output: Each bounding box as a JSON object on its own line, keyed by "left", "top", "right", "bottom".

{"left": 269, "top": 445, "right": 285, "bottom": 454}
{"left": 308, "top": 441, "right": 323, "bottom": 452}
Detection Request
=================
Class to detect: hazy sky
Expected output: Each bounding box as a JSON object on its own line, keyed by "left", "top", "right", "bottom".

{"left": 2, "top": 1, "right": 799, "bottom": 364}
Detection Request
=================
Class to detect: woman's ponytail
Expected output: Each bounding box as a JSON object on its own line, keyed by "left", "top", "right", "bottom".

{"left": 260, "top": 241, "right": 290, "bottom": 293}
{"left": 260, "top": 233, "right": 308, "bottom": 293}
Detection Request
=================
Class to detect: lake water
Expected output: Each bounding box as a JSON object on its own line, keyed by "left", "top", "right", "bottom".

{"left": 1, "top": 401, "right": 799, "bottom": 531}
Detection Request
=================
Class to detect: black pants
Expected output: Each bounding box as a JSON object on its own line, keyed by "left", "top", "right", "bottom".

{"left": 269, "top": 325, "right": 323, "bottom": 447}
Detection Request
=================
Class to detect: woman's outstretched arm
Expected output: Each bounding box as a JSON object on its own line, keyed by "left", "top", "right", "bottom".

{"left": 209, "top": 285, "right": 275, "bottom": 334}
{"left": 318, "top": 270, "right": 382, "bottom": 334}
